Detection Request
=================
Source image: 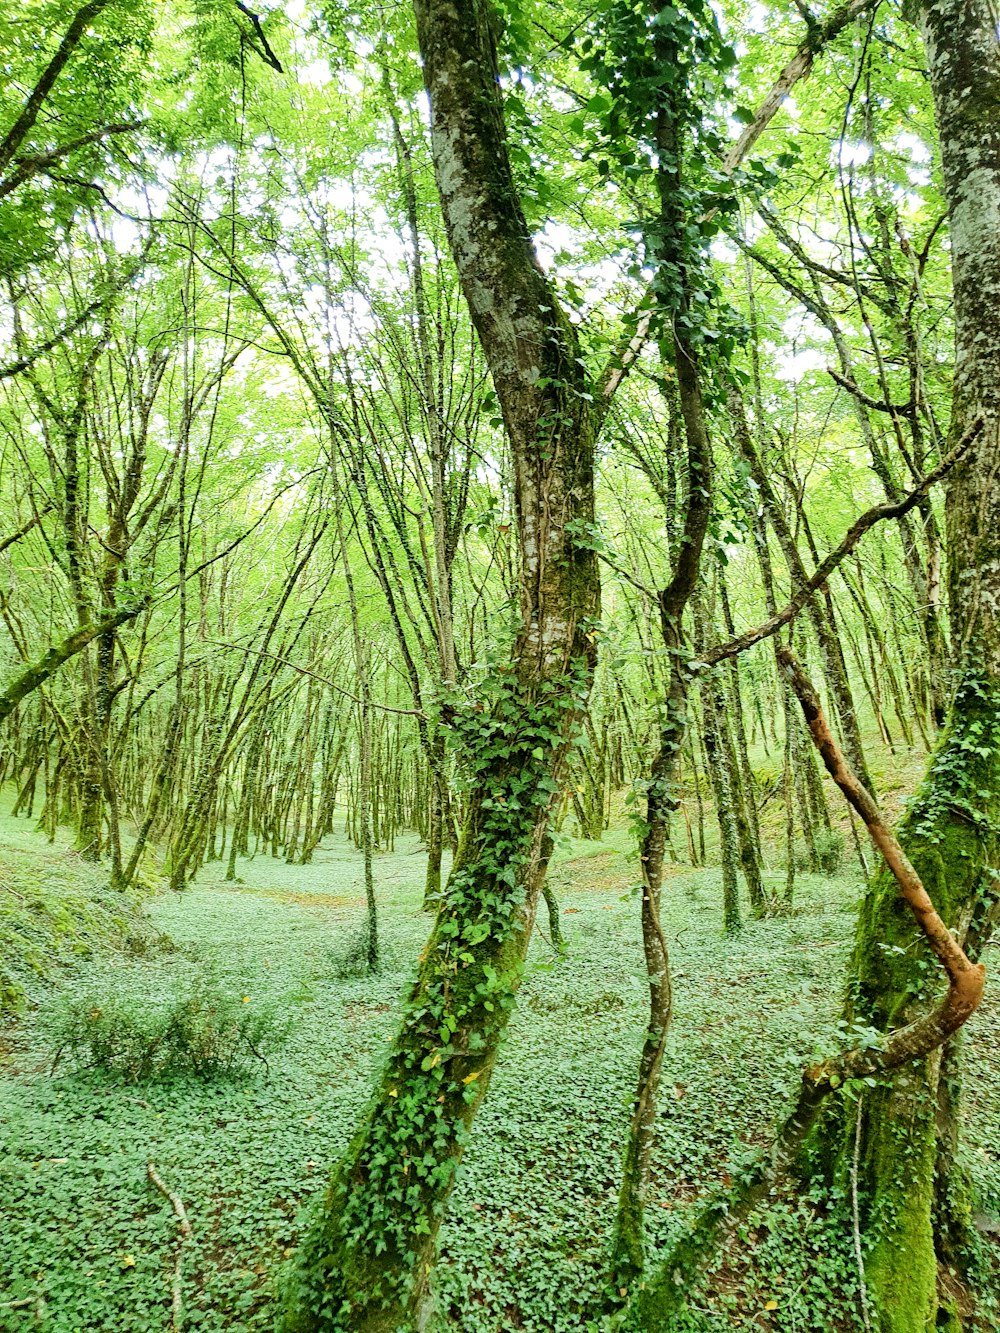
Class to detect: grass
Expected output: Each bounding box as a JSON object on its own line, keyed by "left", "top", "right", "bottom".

{"left": 0, "top": 807, "right": 997, "bottom": 1332}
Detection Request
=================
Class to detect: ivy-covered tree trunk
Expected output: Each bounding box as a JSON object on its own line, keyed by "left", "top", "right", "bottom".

{"left": 610, "top": 347, "right": 712, "bottom": 1286}
{"left": 810, "top": 4, "right": 1000, "bottom": 1327}
{"left": 282, "top": 1, "right": 602, "bottom": 1328}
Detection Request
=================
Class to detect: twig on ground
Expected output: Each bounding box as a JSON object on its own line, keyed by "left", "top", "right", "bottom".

{"left": 147, "top": 1162, "right": 193, "bottom": 1331}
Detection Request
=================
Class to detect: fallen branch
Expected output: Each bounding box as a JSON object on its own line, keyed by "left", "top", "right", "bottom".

{"left": 147, "top": 1163, "right": 193, "bottom": 1332}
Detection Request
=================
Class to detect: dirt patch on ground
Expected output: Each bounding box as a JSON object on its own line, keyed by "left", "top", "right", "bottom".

{"left": 217, "top": 885, "right": 363, "bottom": 910}
{"left": 552, "top": 850, "right": 632, "bottom": 895}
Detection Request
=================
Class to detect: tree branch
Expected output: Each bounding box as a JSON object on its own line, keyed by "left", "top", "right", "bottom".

{"left": 0, "top": 505, "right": 51, "bottom": 555}
{"left": 778, "top": 646, "right": 985, "bottom": 1073}
{"left": 722, "top": 0, "right": 881, "bottom": 173}
{"left": 202, "top": 639, "right": 427, "bottom": 718}
{"left": 0, "top": 0, "right": 113, "bottom": 179}
{"left": 0, "top": 600, "right": 148, "bottom": 725}
{"left": 234, "top": 1, "right": 284, "bottom": 73}
{"left": 0, "top": 120, "right": 143, "bottom": 201}
{"left": 702, "top": 419, "right": 982, "bottom": 666}
{"left": 827, "top": 366, "right": 915, "bottom": 416}
{"left": 597, "top": 309, "right": 654, "bottom": 408}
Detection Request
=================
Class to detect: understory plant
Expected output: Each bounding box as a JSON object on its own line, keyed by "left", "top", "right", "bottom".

{"left": 46, "top": 974, "right": 291, "bottom": 1081}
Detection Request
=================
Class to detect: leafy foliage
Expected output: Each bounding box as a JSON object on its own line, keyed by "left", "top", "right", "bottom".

{"left": 3, "top": 826, "right": 995, "bottom": 1329}
{"left": 46, "top": 974, "right": 290, "bottom": 1082}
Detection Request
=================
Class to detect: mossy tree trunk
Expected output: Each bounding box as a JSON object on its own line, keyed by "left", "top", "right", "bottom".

{"left": 282, "top": 0, "right": 609, "bottom": 1327}
{"left": 809, "top": 4, "right": 1000, "bottom": 1326}
{"left": 608, "top": 0, "right": 722, "bottom": 1269}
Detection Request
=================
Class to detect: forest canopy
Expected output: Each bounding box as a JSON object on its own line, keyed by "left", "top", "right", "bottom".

{"left": 1, "top": 1, "right": 999, "bottom": 1331}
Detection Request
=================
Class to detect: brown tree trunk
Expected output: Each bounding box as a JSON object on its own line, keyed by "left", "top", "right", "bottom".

{"left": 282, "top": 1, "right": 602, "bottom": 1325}
{"left": 805, "top": 6, "right": 1000, "bottom": 1326}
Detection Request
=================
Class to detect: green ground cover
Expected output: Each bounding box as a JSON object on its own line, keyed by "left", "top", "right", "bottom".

{"left": 1, "top": 818, "right": 997, "bottom": 1332}
{"left": 0, "top": 815, "right": 149, "bottom": 1020}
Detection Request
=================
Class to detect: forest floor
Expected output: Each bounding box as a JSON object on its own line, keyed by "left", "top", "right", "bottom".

{"left": 1, "top": 808, "right": 999, "bottom": 1333}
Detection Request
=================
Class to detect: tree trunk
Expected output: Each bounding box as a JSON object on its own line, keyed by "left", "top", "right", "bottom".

{"left": 282, "top": 0, "right": 601, "bottom": 1325}
{"left": 809, "top": 5, "right": 1000, "bottom": 1326}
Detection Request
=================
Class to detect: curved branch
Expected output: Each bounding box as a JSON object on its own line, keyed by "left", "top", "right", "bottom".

{"left": 703, "top": 418, "right": 982, "bottom": 666}
{"left": 777, "top": 646, "right": 986, "bottom": 1074}
{"left": 637, "top": 643, "right": 988, "bottom": 1329}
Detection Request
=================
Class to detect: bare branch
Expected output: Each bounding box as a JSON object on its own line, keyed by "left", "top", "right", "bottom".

{"left": 827, "top": 366, "right": 916, "bottom": 416}
{"left": 722, "top": 0, "right": 881, "bottom": 174}
{"left": 203, "top": 639, "right": 427, "bottom": 718}
{"left": 234, "top": 1, "right": 284, "bottom": 73}
{"left": 702, "top": 419, "right": 982, "bottom": 666}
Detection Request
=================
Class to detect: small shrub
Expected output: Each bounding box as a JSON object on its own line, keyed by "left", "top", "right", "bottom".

{"left": 321, "top": 926, "right": 381, "bottom": 980}
{"left": 814, "top": 829, "right": 844, "bottom": 875}
{"left": 46, "top": 976, "right": 290, "bottom": 1082}
{"left": 124, "top": 921, "right": 176, "bottom": 958}
{"left": 794, "top": 830, "right": 845, "bottom": 875}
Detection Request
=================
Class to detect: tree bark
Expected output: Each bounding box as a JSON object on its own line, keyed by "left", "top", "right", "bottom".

{"left": 805, "top": 5, "right": 1000, "bottom": 1326}
{"left": 282, "top": 1, "right": 601, "bottom": 1326}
